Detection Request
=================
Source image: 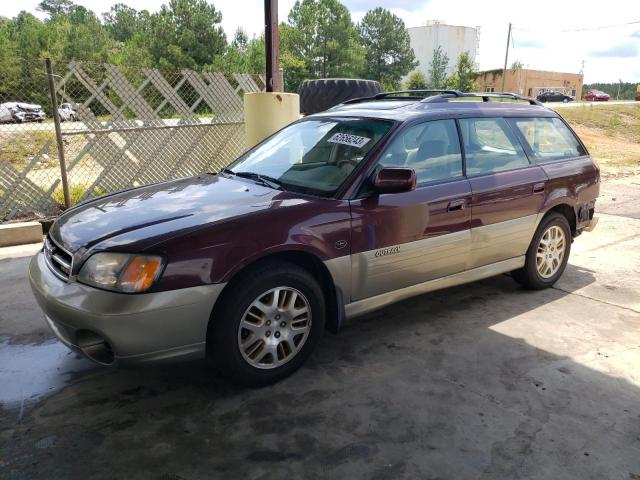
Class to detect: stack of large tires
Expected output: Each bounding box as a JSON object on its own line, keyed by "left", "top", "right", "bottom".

{"left": 298, "top": 78, "right": 384, "bottom": 115}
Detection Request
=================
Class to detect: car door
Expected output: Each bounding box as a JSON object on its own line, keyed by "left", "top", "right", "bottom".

{"left": 349, "top": 119, "right": 472, "bottom": 301}
{"left": 459, "top": 117, "right": 547, "bottom": 269}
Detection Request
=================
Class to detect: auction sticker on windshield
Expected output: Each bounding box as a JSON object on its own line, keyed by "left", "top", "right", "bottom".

{"left": 327, "top": 133, "right": 371, "bottom": 148}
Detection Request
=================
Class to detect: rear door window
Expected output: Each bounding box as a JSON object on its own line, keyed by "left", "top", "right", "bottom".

{"left": 511, "top": 117, "right": 586, "bottom": 162}
{"left": 459, "top": 117, "right": 530, "bottom": 175}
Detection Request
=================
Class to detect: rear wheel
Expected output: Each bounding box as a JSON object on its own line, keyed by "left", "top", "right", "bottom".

{"left": 208, "top": 260, "right": 325, "bottom": 386}
{"left": 512, "top": 212, "right": 571, "bottom": 289}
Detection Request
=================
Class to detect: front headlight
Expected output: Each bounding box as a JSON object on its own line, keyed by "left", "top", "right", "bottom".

{"left": 78, "top": 252, "right": 164, "bottom": 293}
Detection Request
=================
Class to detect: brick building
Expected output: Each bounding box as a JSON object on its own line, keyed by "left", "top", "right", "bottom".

{"left": 476, "top": 68, "right": 584, "bottom": 100}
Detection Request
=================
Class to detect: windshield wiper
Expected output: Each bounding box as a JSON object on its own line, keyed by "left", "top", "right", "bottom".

{"left": 233, "top": 171, "right": 282, "bottom": 190}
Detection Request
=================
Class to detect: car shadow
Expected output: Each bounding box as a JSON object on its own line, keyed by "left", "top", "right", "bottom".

{"left": 2, "top": 264, "right": 640, "bottom": 479}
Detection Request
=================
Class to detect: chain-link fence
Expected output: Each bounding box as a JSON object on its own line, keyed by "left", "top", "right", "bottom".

{"left": 0, "top": 58, "right": 265, "bottom": 222}
{"left": 0, "top": 58, "right": 63, "bottom": 221}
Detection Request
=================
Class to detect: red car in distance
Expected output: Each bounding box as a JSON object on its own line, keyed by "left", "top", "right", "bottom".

{"left": 584, "top": 89, "right": 610, "bottom": 101}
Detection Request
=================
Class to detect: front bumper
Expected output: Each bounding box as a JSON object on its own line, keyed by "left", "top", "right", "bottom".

{"left": 29, "top": 252, "right": 225, "bottom": 366}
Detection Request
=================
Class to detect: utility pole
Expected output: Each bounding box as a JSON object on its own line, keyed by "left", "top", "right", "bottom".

{"left": 616, "top": 79, "right": 622, "bottom": 100}
{"left": 264, "top": 0, "right": 282, "bottom": 92}
{"left": 45, "top": 58, "right": 71, "bottom": 209}
{"left": 501, "top": 22, "right": 512, "bottom": 92}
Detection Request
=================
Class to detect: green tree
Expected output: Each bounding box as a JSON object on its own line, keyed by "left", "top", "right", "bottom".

{"left": 62, "top": 6, "right": 113, "bottom": 62}
{"left": 287, "top": 0, "right": 362, "bottom": 80}
{"left": 103, "top": 4, "right": 150, "bottom": 43}
{"left": 404, "top": 70, "right": 427, "bottom": 90}
{"left": 428, "top": 46, "right": 449, "bottom": 88}
{"left": 358, "top": 7, "right": 416, "bottom": 89}
{"left": 280, "top": 23, "right": 306, "bottom": 91}
{"left": 445, "top": 51, "right": 477, "bottom": 92}
{"left": 108, "top": 32, "right": 153, "bottom": 67}
{"left": 209, "top": 29, "right": 266, "bottom": 74}
{"left": 10, "top": 12, "right": 45, "bottom": 59}
{"left": 510, "top": 59, "right": 523, "bottom": 70}
{"left": 0, "top": 18, "right": 22, "bottom": 99}
{"left": 37, "top": 0, "right": 74, "bottom": 17}
{"left": 148, "top": 0, "right": 226, "bottom": 69}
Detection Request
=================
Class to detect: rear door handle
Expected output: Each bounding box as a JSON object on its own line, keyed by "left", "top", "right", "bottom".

{"left": 533, "top": 182, "right": 545, "bottom": 193}
{"left": 447, "top": 199, "right": 466, "bottom": 211}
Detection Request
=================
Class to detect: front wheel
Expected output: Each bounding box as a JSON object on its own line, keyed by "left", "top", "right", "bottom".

{"left": 512, "top": 212, "right": 571, "bottom": 289}
{"left": 208, "top": 260, "right": 326, "bottom": 386}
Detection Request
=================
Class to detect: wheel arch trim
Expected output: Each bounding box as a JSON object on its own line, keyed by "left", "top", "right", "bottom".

{"left": 209, "top": 247, "right": 348, "bottom": 339}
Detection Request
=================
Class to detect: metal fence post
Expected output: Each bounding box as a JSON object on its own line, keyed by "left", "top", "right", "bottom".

{"left": 45, "top": 58, "right": 71, "bottom": 209}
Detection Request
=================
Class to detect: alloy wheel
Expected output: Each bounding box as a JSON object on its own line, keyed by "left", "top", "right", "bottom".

{"left": 237, "top": 287, "right": 312, "bottom": 369}
{"left": 536, "top": 225, "right": 566, "bottom": 279}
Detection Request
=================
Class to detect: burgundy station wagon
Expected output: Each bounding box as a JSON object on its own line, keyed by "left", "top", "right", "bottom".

{"left": 29, "top": 90, "right": 599, "bottom": 385}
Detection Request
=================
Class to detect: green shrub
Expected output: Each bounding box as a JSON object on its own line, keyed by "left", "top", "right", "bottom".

{"left": 52, "top": 184, "right": 105, "bottom": 209}
{"left": 404, "top": 70, "right": 428, "bottom": 90}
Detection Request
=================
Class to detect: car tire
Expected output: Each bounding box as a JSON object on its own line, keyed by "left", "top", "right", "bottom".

{"left": 208, "top": 260, "right": 326, "bottom": 386}
{"left": 298, "top": 78, "right": 384, "bottom": 115}
{"left": 563, "top": 98, "right": 569, "bottom": 103}
{"left": 512, "top": 212, "right": 572, "bottom": 290}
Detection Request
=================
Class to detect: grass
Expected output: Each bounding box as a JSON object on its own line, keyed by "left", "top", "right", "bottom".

{"left": 0, "top": 130, "right": 58, "bottom": 169}
{"left": 52, "top": 183, "right": 105, "bottom": 210}
{"left": 559, "top": 104, "right": 640, "bottom": 142}
{"left": 558, "top": 104, "right": 640, "bottom": 178}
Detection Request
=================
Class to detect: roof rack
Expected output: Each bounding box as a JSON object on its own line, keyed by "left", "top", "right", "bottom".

{"left": 340, "top": 89, "right": 544, "bottom": 107}
{"left": 341, "top": 89, "right": 464, "bottom": 104}
{"left": 458, "top": 92, "right": 543, "bottom": 106}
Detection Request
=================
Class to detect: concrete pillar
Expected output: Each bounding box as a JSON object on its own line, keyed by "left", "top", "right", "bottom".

{"left": 244, "top": 92, "right": 299, "bottom": 148}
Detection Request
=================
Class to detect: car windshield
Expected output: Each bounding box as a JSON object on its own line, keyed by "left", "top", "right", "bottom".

{"left": 227, "top": 117, "right": 393, "bottom": 196}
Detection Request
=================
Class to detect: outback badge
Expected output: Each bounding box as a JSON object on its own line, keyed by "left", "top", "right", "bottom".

{"left": 375, "top": 246, "right": 400, "bottom": 257}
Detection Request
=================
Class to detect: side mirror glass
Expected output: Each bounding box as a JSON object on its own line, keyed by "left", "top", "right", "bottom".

{"left": 373, "top": 167, "right": 416, "bottom": 194}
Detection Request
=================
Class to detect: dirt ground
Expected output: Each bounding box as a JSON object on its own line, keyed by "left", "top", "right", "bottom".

{"left": 560, "top": 104, "right": 640, "bottom": 179}
{"left": 0, "top": 172, "right": 639, "bottom": 479}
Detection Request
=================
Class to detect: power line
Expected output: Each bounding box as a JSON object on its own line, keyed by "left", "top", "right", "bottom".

{"left": 560, "top": 19, "right": 640, "bottom": 32}
{"left": 513, "top": 19, "right": 640, "bottom": 33}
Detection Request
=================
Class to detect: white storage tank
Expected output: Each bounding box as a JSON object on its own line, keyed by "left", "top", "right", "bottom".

{"left": 407, "top": 21, "right": 479, "bottom": 78}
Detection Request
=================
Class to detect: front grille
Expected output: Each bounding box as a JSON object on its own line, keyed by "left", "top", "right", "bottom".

{"left": 43, "top": 235, "right": 73, "bottom": 282}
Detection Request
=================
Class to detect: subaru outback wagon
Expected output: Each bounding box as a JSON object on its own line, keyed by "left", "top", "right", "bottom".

{"left": 30, "top": 90, "right": 599, "bottom": 385}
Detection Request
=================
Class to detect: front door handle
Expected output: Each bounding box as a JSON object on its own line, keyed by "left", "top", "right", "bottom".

{"left": 533, "top": 182, "right": 545, "bottom": 193}
{"left": 447, "top": 199, "right": 466, "bottom": 211}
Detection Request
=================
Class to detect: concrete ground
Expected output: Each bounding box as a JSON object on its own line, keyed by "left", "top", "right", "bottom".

{"left": 1, "top": 179, "right": 639, "bottom": 480}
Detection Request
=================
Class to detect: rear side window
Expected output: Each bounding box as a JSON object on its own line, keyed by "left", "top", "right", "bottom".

{"left": 379, "top": 119, "right": 463, "bottom": 184}
{"left": 459, "top": 118, "right": 530, "bottom": 175}
{"left": 512, "top": 117, "right": 586, "bottom": 162}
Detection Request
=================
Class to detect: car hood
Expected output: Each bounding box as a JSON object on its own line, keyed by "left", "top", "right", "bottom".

{"left": 50, "top": 174, "right": 289, "bottom": 253}
{"left": 12, "top": 102, "right": 43, "bottom": 111}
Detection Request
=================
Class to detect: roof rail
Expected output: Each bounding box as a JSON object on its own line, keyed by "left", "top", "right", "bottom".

{"left": 461, "top": 92, "right": 543, "bottom": 106}
{"left": 337, "top": 89, "right": 544, "bottom": 108}
{"left": 341, "top": 89, "right": 464, "bottom": 105}
{"left": 375, "top": 89, "right": 464, "bottom": 98}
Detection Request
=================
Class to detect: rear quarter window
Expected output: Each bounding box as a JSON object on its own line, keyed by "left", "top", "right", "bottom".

{"left": 511, "top": 117, "right": 586, "bottom": 162}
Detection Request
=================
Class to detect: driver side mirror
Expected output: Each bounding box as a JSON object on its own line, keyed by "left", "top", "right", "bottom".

{"left": 373, "top": 167, "right": 416, "bottom": 194}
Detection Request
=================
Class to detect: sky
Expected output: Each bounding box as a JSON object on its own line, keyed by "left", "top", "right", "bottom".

{"left": 1, "top": 0, "right": 639, "bottom": 83}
